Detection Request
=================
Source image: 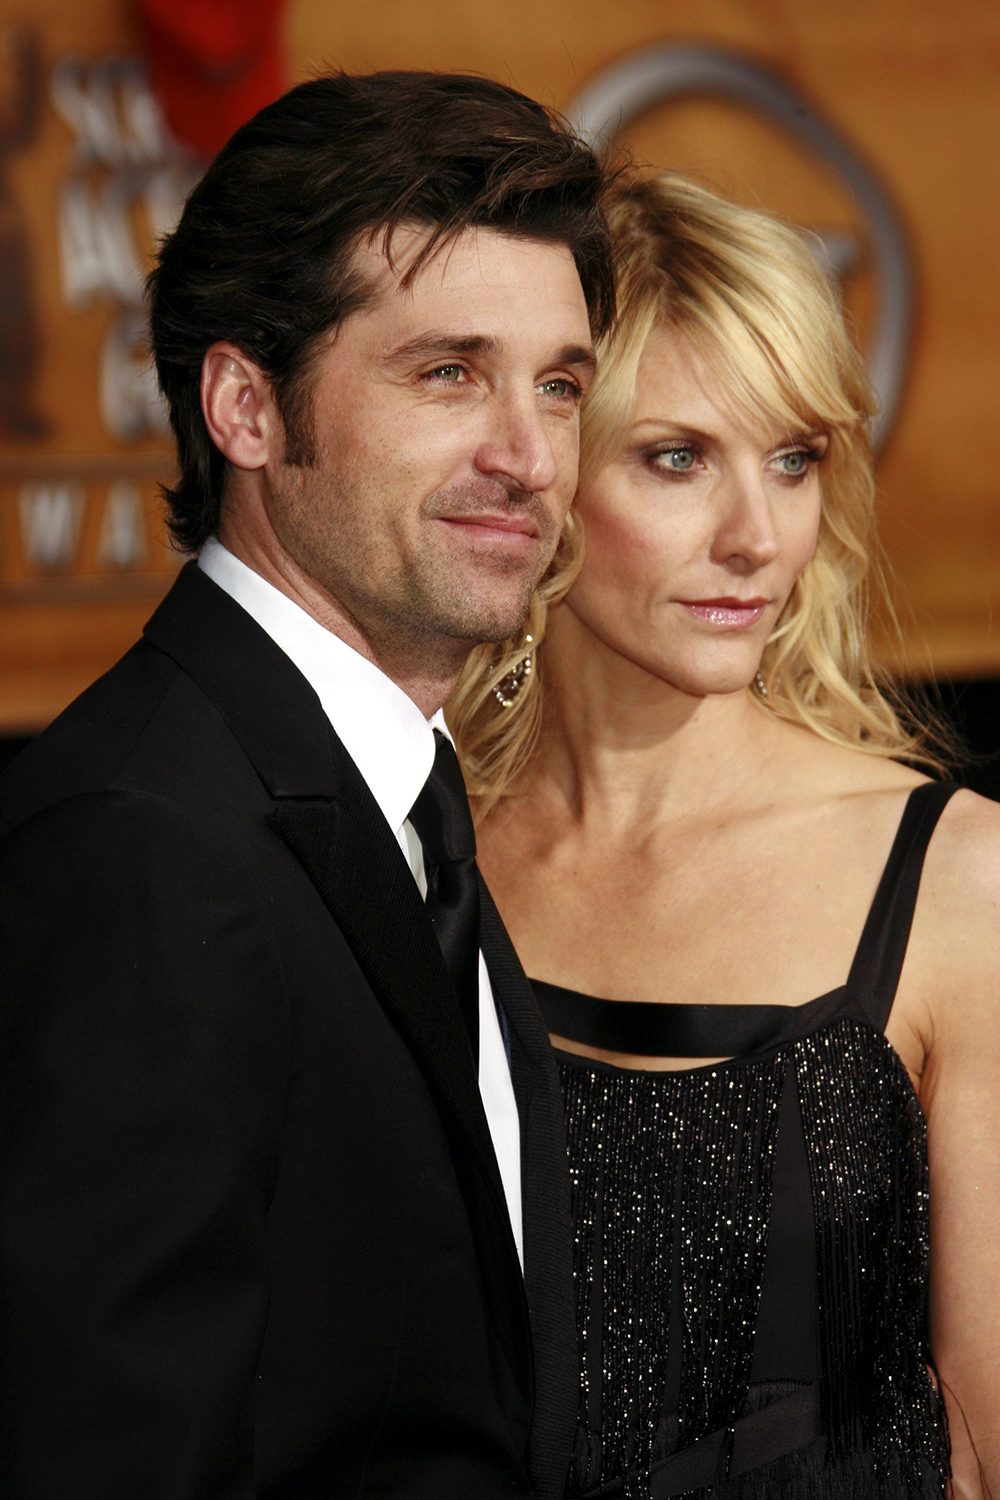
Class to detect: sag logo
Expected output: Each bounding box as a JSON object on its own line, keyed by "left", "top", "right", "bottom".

{"left": 97, "top": 482, "right": 147, "bottom": 569}
{"left": 17, "top": 482, "right": 147, "bottom": 572}
{"left": 50, "top": 55, "right": 198, "bottom": 442}
{"left": 18, "top": 484, "right": 84, "bottom": 570}
{"left": 567, "top": 44, "right": 913, "bottom": 451}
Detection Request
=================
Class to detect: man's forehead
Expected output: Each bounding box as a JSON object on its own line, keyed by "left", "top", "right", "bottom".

{"left": 351, "top": 222, "right": 583, "bottom": 304}
{"left": 330, "top": 223, "right": 593, "bottom": 372}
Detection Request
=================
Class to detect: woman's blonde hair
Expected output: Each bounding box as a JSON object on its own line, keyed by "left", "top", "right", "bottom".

{"left": 448, "top": 172, "right": 943, "bottom": 808}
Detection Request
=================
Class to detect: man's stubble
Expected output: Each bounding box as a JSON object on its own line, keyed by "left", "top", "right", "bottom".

{"left": 269, "top": 456, "right": 563, "bottom": 669}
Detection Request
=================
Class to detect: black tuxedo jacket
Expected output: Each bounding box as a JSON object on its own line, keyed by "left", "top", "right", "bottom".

{"left": 0, "top": 564, "right": 578, "bottom": 1499}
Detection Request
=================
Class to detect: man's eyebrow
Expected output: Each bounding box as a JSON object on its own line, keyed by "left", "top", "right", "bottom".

{"left": 556, "top": 344, "right": 598, "bottom": 377}
{"left": 383, "top": 332, "right": 505, "bottom": 365}
{"left": 383, "top": 333, "right": 597, "bottom": 375}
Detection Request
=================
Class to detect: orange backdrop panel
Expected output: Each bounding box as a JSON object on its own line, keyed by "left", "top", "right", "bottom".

{"left": 0, "top": 0, "right": 997, "bottom": 731}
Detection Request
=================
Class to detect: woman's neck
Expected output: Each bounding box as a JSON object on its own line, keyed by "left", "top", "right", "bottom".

{"left": 535, "top": 605, "right": 783, "bottom": 830}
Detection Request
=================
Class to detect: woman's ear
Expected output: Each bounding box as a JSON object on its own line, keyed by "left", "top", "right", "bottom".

{"left": 200, "top": 342, "right": 276, "bottom": 471}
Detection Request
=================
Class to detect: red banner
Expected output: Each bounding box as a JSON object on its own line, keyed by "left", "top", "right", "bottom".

{"left": 137, "top": 0, "right": 287, "bottom": 158}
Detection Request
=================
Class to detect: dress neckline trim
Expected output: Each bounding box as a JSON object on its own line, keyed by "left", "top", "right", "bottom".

{"left": 530, "top": 976, "right": 848, "bottom": 1018}
{"left": 531, "top": 976, "right": 855, "bottom": 1061}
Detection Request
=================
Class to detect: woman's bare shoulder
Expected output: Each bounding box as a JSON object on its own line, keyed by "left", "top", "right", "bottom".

{"left": 764, "top": 716, "right": 928, "bottom": 797}
{"left": 922, "top": 786, "right": 1000, "bottom": 906}
{"left": 910, "top": 787, "right": 1000, "bottom": 1016}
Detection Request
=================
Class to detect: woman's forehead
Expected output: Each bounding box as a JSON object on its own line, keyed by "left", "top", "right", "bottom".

{"left": 632, "top": 323, "right": 823, "bottom": 445}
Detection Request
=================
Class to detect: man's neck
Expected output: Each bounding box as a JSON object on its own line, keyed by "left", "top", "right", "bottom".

{"left": 214, "top": 527, "right": 463, "bottom": 719}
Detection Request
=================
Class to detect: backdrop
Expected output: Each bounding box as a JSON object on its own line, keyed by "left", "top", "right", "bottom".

{"left": 0, "top": 0, "right": 997, "bottom": 734}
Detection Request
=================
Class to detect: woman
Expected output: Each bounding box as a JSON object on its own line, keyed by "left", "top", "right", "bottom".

{"left": 449, "top": 175, "right": 1000, "bottom": 1498}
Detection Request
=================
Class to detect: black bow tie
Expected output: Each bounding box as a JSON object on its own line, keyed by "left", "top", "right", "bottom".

{"left": 408, "top": 729, "right": 481, "bottom": 1067}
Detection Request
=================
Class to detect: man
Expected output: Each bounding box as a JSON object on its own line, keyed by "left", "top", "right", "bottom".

{"left": 0, "top": 73, "right": 613, "bottom": 1498}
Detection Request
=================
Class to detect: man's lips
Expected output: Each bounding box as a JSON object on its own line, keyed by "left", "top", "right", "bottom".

{"left": 437, "top": 512, "right": 540, "bottom": 544}
{"left": 678, "top": 597, "right": 769, "bottom": 628}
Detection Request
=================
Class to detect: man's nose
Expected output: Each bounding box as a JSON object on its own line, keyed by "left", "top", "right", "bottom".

{"left": 473, "top": 390, "right": 561, "bottom": 495}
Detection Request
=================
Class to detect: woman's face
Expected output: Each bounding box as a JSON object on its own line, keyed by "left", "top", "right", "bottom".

{"left": 568, "top": 323, "right": 826, "bottom": 696}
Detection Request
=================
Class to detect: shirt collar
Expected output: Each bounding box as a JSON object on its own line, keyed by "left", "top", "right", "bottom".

{"left": 198, "top": 538, "right": 445, "bottom": 835}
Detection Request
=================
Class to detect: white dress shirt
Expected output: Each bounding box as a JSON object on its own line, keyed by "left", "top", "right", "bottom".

{"left": 199, "top": 538, "right": 523, "bottom": 1264}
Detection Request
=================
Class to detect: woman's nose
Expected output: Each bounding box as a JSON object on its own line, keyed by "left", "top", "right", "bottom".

{"left": 709, "top": 474, "right": 779, "bottom": 573}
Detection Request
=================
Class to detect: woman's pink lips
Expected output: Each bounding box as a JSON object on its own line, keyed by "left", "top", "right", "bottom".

{"left": 679, "top": 598, "right": 768, "bottom": 628}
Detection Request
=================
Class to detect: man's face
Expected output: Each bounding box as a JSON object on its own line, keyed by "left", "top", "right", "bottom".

{"left": 263, "top": 226, "right": 595, "bottom": 655}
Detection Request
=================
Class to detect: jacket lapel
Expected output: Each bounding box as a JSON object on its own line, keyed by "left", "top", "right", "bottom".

{"left": 269, "top": 769, "right": 534, "bottom": 1421}
{"left": 480, "top": 877, "right": 580, "bottom": 1500}
{"left": 143, "top": 564, "right": 532, "bottom": 1411}
{"left": 269, "top": 775, "right": 503, "bottom": 1223}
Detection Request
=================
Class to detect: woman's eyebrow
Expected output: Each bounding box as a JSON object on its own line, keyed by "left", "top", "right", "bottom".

{"left": 630, "top": 417, "right": 714, "bottom": 439}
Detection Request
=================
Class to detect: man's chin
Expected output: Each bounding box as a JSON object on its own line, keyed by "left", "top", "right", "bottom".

{"left": 429, "top": 589, "right": 536, "bottom": 649}
{"left": 415, "top": 561, "right": 544, "bottom": 647}
{"left": 446, "top": 605, "right": 532, "bottom": 648}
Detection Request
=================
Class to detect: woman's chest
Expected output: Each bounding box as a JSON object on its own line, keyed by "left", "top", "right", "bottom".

{"left": 495, "top": 836, "right": 881, "bottom": 1010}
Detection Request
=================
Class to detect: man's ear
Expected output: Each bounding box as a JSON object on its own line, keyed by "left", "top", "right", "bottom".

{"left": 201, "top": 343, "right": 277, "bottom": 471}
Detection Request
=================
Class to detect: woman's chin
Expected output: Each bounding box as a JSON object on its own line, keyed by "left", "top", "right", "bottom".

{"left": 652, "top": 661, "right": 762, "bottom": 699}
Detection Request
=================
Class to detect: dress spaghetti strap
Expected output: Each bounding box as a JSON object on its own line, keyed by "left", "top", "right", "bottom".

{"left": 844, "top": 781, "right": 960, "bottom": 1032}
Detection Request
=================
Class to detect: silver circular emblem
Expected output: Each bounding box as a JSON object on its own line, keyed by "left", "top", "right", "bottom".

{"left": 567, "top": 44, "right": 914, "bottom": 450}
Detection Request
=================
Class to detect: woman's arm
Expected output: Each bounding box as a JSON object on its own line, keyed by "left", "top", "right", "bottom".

{"left": 914, "top": 791, "right": 1000, "bottom": 1498}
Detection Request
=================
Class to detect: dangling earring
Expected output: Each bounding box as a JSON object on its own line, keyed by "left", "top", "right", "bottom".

{"left": 754, "top": 670, "right": 768, "bottom": 699}
{"left": 492, "top": 636, "right": 533, "bottom": 708}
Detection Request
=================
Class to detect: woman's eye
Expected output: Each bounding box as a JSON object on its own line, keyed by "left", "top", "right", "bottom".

{"left": 655, "top": 446, "right": 697, "bottom": 472}
{"left": 773, "top": 448, "right": 819, "bottom": 478}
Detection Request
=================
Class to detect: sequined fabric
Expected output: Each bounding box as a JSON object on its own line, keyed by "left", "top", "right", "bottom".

{"left": 559, "top": 1017, "right": 949, "bottom": 1500}
{"left": 795, "top": 1019, "right": 950, "bottom": 1483}
{"left": 561, "top": 1053, "right": 785, "bottom": 1498}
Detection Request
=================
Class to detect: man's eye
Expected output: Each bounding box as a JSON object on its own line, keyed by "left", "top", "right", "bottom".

{"left": 537, "top": 378, "right": 580, "bottom": 399}
{"left": 427, "top": 365, "right": 465, "bottom": 383}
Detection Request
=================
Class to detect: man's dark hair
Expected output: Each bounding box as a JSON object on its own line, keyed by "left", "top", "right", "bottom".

{"left": 148, "top": 70, "right": 615, "bottom": 552}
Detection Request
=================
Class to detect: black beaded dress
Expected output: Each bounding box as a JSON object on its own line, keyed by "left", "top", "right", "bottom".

{"left": 532, "top": 782, "right": 954, "bottom": 1500}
